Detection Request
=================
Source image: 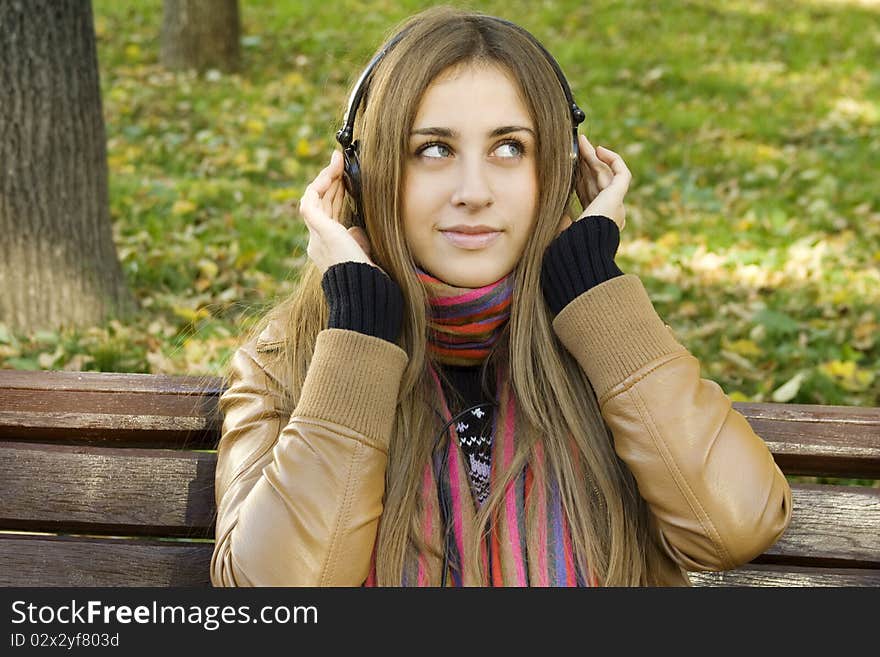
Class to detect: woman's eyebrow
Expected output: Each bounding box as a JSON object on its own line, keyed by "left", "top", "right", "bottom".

{"left": 410, "top": 126, "right": 535, "bottom": 138}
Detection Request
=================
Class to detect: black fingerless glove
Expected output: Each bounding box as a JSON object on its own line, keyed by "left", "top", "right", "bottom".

{"left": 320, "top": 261, "right": 404, "bottom": 344}
{"left": 540, "top": 215, "right": 624, "bottom": 317}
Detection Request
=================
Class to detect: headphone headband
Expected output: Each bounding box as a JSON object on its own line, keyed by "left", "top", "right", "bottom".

{"left": 336, "top": 18, "right": 585, "bottom": 147}
{"left": 336, "top": 27, "right": 409, "bottom": 149}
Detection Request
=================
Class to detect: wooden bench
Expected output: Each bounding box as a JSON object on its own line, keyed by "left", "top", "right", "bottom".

{"left": 1, "top": 369, "right": 878, "bottom": 587}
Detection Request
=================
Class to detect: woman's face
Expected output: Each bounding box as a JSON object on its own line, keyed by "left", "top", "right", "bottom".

{"left": 402, "top": 63, "right": 538, "bottom": 288}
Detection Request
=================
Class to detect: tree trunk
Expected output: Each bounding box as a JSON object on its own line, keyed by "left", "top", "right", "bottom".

{"left": 160, "top": 0, "right": 241, "bottom": 73}
{"left": 0, "top": 0, "right": 136, "bottom": 333}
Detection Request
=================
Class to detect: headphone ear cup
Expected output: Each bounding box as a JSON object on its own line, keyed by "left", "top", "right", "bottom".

{"left": 342, "top": 142, "right": 365, "bottom": 228}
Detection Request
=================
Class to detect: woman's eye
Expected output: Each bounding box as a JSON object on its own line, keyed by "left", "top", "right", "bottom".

{"left": 418, "top": 143, "right": 451, "bottom": 158}
{"left": 495, "top": 140, "right": 525, "bottom": 158}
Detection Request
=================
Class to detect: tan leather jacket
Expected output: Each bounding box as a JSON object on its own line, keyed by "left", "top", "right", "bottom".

{"left": 211, "top": 274, "right": 792, "bottom": 586}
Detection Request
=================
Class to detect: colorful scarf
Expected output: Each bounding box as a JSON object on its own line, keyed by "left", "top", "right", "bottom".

{"left": 414, "top": 266, "right": 514, "bottom": 366}
{"left": 365, "top": 266, "right": 599, "bottom": 586}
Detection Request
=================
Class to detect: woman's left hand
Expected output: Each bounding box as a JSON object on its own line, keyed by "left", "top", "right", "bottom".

{"left": 558, "top": 134, "right": 630, "bottom": 236}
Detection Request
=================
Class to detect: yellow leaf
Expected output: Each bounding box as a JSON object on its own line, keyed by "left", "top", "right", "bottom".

{"left": 109, "top": 88, "right": 129, "bottom": 103}
{"left": 823, "top": 359, "right": 855, "bottom": 378}
{"left": 197, "top": 259, "right": 219, "bottom": 279}
{"left": 852, "top": 321, "right": 878, "bottom": 350}
{"left": 722, "top": 337, "right": 763, "bottom": 358}
{"left": 270, "top": 187, "right": 299, "bottom": 202}
{"left": 295, "top": 138, "right": 313, "bottom": 158}
{"left": 124, "top": 44, "right": 141, "bottom": 60}
{"left": 172, "top": 305, "right": 210, "bottom": 322}
{"left": 282, "top": 157, "right": 301, "bottom": 177}
{"left": 754, "top": 144, "right": 781, "bottom": 162}
{"left": 728, "top": 391, "right": 751, "bottom": 403}
{"left": 831, "top": 288, "right": 850, "bottom": 305}
{"left": 171, "top": 200, "right": 196, "bottom": 216}
{"left": 245, "top": 119, "right": 265, "bottom": 136}
{"left": 284, "top": 72, "right": 305, "bottom": 87}
{"left": 819, "top": 360, "right": 875, "bottom": 392}
{"left": 656, "top": 231, "right": 679, "bottom": 249}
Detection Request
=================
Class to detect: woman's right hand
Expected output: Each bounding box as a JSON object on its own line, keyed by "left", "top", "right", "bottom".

{"left": 298, "top": 150, "right": 379, "bottom": 274}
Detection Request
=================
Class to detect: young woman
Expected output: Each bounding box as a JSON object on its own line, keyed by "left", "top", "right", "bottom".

{"left": 210, "top": 6, "right": 792, "bottom": 587}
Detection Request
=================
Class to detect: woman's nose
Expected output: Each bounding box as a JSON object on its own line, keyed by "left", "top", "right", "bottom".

{"left": 450, "top": 156, "right": 493, "bottom": 209}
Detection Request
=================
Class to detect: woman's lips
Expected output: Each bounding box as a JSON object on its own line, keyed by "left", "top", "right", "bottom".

{"left": 440, "top": 230, "right": 502, "bottom": 250}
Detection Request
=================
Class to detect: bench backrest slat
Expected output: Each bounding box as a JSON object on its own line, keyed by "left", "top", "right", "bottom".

{"left": 1, "top": 441, "right": 214, "bottom": 537}
{"left": 0, "top": 535, "right": 212, "bottom": 587}
{"left": 766, "top": 484, "right": 880, "bottom": 567}
{"left": 0, "top": 370, "right": 224, "bottom": 394}
{"left": 6, "top": 440, "right": 877, "bottom": 568}
{"left": 0, "top": 372, "right": 221, "bottom": 448}
{"left": 735, "top": 402, "right": 880, "bottom": 478}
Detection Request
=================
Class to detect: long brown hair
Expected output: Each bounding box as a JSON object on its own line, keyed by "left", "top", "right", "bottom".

{"left": 243, "top": 5, "right": 677, "bottom": 585}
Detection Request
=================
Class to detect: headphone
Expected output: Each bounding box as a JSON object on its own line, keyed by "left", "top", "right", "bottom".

{"left": 334, "top": 16, "right": 587, "bottom": 230}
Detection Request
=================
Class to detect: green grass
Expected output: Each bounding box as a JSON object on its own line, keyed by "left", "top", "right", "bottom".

{"left": 0, "top": 0, "right": 877, "bottom": 411}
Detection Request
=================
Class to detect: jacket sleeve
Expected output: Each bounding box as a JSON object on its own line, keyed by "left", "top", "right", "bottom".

{"left": 552, "top": 274, "right": 793, "bottom": 572}
{"left": 210, "top": 327, "right": 409, "bottom": 586}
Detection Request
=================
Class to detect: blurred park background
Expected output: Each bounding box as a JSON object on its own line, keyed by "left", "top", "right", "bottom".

{"left": 1, "top": 0, "right": 878, "bottom": 408}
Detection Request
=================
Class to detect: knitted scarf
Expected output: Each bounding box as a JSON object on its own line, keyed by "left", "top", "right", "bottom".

{"left": 415, "top": 265, "right": 514, "bottom": 366}
{"left": 365, "top": 266, "right": 599, "bottom": 587}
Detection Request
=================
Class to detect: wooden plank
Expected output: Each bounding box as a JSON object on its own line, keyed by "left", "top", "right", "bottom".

{"left": 1, "top": 532, "right": 877, "bottom": 588}
{"left": 733, "top": 402, "right": 880, "bottom": 478}
{"left": 0, "top": 387, "right": 217, "bottom": 418}
{"left": 1, "top": 371, "right": 877, "bottom": 476}
{"left": 0, "top": 534, "right": 212, "bottom": 586}
{"left": 765, "top": 484, "right": 880, "bottom": 566}
{"left": 689, "top": 563, "right": 880, "bottom": 587}
{"left": 0, "top": 384, "right": 220, "bottom": 448}
{"left": 0, "top": 442, "right": 215, "bottom": 536}
{"left": 0, "top": 410, "right": 219, "bottom": 448}
{"left": 2, "top": 438, "right": 878, "bottom": 569}
{"left": 0, "top": 369, "right": 224, "bottom": 394}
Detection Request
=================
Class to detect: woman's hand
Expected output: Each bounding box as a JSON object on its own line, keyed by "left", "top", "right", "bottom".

{"left": 558, "top": 134, "right": 630, "bottom": 236}
{"left": 298, "top": 150, "right": 380, "bottom": 274}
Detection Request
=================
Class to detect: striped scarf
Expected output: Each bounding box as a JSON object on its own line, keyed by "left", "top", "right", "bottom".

{"left": 364, "top": 266, "right": 599, "bottom": 587}
{"left": 414, "top": 266, "right": 514, "bottom": 366}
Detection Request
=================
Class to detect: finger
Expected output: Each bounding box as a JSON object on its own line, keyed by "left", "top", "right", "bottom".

{"left": 330, "top": 149, "right": 343, "bottom": 172}
{"left": 299, "top": 187, "right": 319, "bottom": 228}
{"left": 301, "top": 183, "right": 331, "bottom": 228}
{"left": 580, "top": 135, "right": 614, "bottom": 188}
{"left": 595, "top": 146, "right": 632, "bottom": 189}
{"left": 312, "top": 156, "right": 342, "bottom": 194}
{"left": 595, "top": 146, "right": 632, "bottom": 196}
{"left": 596, "top": 146, "right": 632, "bottom": 178}
{"left": 311, "top": 170, "right": 332, "bottom": 195}
{"left": 320, "top": 150, "right": 343, "bottom": 184}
